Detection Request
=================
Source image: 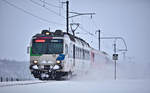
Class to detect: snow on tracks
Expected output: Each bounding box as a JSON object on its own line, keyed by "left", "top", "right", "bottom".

{"left": 0, "top": 80, "right": 47, "bottom": 87}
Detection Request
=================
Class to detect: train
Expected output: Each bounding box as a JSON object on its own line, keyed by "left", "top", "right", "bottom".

{"left": 27, "top": 30, "right": 110, "bottom": 80}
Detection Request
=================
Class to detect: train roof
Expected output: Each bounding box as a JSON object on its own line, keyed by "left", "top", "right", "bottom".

{"left": 64, "top": 32, "right": 90, "bottom": 47}
{"left": 33, "top": 30, "right": 90, "bottom": 47}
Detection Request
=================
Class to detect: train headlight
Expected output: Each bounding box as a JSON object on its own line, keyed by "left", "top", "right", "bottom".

{"left": 56, "top": 60, "right": 61, "bottom": 64}
{"left": 46, "top": 32, "right": 50, "bottom": 35}
{"left": 33, "top": 60, "right": 38, "bottom": 64}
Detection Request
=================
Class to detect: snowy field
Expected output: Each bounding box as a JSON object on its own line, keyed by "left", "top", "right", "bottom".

{"left": 0, "top": 58, "right": 150, "bottom": 93}
{"left": 0, "top": 59, "right": 33, "bottom": 80}
{"left": 0, "top": 79, "right": 150, "bottom": 93}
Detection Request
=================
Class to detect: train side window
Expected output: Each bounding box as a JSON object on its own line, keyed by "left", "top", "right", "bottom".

{"left": 65, "top": 44, "right": 68, "bottom": 55}
{"left": 81, "top": 49, "right": 83, "bottom": 59}
{"left": 69, "top": 43, "right": 73, "bottom": 58}
{"left": 87, "top": 51, "right": 90, "bottom": 60}
{"left": 75, "top": 46, "right": 77, "bottom": 58}
{"left": 77, "top": 47, "right": 79, "bottom": 59}
{"left": 79, "top": 48, "right": 80, "bottom": 59}
{"left": 76, "top": 47, "right": 77, "bottom": 58}
{"left": 83, "top": 49, "right": 85, "bottom": 59}
{"left": 78, "top": 47, "right": 79, "bottom": 58}
{"left": 79, "top": 48, "right": 81, "bottom": 59}
{"left": 75, "top": 47, "right": 77, "bottom": 58}
{"left": 86, "top": 50, "right": 88, "bottom": 60}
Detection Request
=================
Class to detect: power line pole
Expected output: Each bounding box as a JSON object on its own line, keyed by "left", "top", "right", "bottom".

{"left": 96, "top": 30, "right": 101, "bottom": 51}
{"left": 63, "top": 1, "right": 95, "bottom": 34}
{"left": 66, "top": 1, "right": 69, "bottom": 34}
{"left": 62, "top": 1, "right": 69, "bottom": 33}
{"left": 98, "top": 30, "right": 101, "bottom": 51}
{"left": 113, "top": 40, "right": 117, "bottom": 80}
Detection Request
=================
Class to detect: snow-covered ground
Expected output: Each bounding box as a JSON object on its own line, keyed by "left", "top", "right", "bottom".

{"left": 0, "top": 59, "right": 33, "bottom": 80}
{"left": 0, "top": 58, "right": 150, "bottom": 93}
{"left": 46, "top": 80, "right": 149, "bottom": 93}
{"left": 0, "top": 78, "right": 149, "bottom": 93}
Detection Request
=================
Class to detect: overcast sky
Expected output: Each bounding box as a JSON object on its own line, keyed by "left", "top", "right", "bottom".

{"left": 0, "top": 0, "right": 150, "bottom": 63}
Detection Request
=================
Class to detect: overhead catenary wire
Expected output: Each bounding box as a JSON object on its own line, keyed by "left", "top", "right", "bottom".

{"left": 2, "top": 0, "right": 100, "bottom": 43}
{"left": 91, "top": 18, "right": 99, "bottom": 30}
{"left": 41, "top": 0, "right": 66, "bottom": 16}
{"left": 30, "top": 0, "right": 65, "bottom": 19}
{"left": 71, "top": 12, "right": 99, "bottom": 39}
{"left": 39, "top": 0, "right": 66, "bottom": 11}
{"left": 83, "top": 15, "right": 101, "bottom": 33}
{"left": 2, "top": 0, "right": 99, "bottom": 36}
{"left": 1, "top": 0, "right": 65, "bottom": 26}
{"left": 78, "top": 26, "right": 96, "bottom": 37}
{"left": 39, "top": 0, "right": 62, "bottom": 8}
{"left": 40, "top": 0, "right": 77, "bottom": 17}
{"left": 77, "top": 25, "right": 97, "bottom": 47}
{"left": 38, "top": 0, "right": 97, "bottom": 34}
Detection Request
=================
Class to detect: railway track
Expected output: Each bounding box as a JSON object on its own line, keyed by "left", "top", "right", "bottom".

{"left": 0, "top": 80, "right": 47, "bottom": 87}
